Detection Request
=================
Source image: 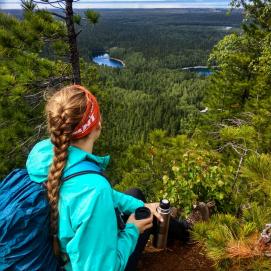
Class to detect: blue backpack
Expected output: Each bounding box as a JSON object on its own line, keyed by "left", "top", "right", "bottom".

{"left": 0, "top": 162, "right": 106, "bottom": 271}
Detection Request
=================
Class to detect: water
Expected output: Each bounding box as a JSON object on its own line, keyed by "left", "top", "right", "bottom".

{"left": 92, "top": 54, "right": 124, "bottom": 68}
{"left": 182, "top": 66, "right": 213, "bottom": 76}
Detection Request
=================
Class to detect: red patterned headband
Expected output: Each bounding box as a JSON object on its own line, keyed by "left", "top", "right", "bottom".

{"left": 72, "top": 85, "right": 101, "bottom": 139}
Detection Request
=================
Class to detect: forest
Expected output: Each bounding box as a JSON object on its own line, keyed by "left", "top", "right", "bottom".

{"left": 1, "top": 0, "right": 271, "bottom": 269}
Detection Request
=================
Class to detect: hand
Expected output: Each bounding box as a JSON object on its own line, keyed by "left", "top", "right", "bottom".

{"left": 127, "top": 213, "right": 153, "bottom": 234}
{"left": 144, "top": 202, "right": 164, "bottom": 223}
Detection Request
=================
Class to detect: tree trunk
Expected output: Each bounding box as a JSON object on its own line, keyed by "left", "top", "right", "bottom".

{"left": 65, "top": 0, "right": 81, "bottom": 84}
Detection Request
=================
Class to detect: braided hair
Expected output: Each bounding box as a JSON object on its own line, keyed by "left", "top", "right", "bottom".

{"left": 45, "top": 85, "right": 89, "bottom": 255}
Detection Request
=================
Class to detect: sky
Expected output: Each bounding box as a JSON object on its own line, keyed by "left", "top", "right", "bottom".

{"left": 0, "top": 0, "right": 231, "bottom": 10}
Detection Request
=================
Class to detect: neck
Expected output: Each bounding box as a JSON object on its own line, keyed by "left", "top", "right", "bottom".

{"left": 71, "top": 136, "right": 95, "bottom": 154}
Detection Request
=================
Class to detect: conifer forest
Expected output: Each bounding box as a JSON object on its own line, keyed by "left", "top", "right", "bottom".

{"left": 1, "top": 0, "right": 271, "bottom": 269}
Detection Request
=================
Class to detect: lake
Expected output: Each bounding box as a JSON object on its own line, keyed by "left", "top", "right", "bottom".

{"left": 92, "top": 54, "right": 125, "bottom": 68}
{"left": 182, "top": 66, "right": 213, "bottom": 76}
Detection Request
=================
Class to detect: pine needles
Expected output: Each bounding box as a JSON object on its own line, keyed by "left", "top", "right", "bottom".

{"left": 192, "top": 205, "right": 271, "bottom": 270}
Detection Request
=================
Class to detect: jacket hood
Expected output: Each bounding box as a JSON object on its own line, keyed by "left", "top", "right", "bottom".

{"left": 26, "top": 139, "right": 110, "bottom": 183}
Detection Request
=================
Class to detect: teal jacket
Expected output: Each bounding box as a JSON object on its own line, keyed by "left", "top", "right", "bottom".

{"left": 26, "top": 139, "right": 144, "bottom": 271}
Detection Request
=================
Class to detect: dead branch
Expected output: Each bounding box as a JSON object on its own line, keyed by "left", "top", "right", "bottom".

{"left": 234, "top": 149, "right": 247, "bottom": 183}
{"left": 27, "top": 75, "right": 72, "bottom": 89}
{"left": 217, "top": 142, "right": 247, "bottom": 156}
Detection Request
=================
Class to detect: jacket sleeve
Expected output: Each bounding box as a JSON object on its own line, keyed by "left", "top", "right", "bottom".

{"left": 64, "top": 177, "right": 140, "bottom": 271}
{"left": 112, "top": 189, "right": 144, "bottom": 214}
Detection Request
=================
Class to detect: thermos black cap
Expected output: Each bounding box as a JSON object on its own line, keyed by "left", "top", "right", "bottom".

{"left": 135, "top": 207, "right": 151, "bottom": 220}
{"left": 160, "top": 199, "right": 170, "bottom": 210}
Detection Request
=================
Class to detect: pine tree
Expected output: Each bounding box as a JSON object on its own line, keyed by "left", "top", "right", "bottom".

{"left": 192, "top": 204, "right": 271, "bottom": 270}
{"left": 21, "top": 0, "right": 100, "bottom": 84}
{"left": 0, "top": 11, "right": 68, "bottom": 174}
{"left": 190, "top": 1, "right": 271, "bottom": 269}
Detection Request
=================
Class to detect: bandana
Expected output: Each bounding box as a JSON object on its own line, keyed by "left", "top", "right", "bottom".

{"left": 72, "top": 85, "right": 101, "bottom": 139}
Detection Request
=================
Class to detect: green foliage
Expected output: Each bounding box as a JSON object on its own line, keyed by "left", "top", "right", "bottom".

{"left": 0, "top": 11, "right": 69, "bottom": 176}
{"left": 193, "top": 204, "right": 271, "bottom": 270}
{"left": 220, "top": 125, "right": 256, "bottom": 144}
{"left": 160, "top": 149, "right": 235, "bottom": 215}
{"left": 242, "top": 154, "right": 271, "bottom": 184}
{"left": 242, "top": 203, "right": 271, "bottom": 230}
{"left": 0, "top": 11, "right": 67, "bottom": 59}
{"left": 193, "top": 1, "right": 271, "bottom": 269}
{"left": 114, "top": 130, "right": 188, "bottom": 199}
{"left": 78, "top": 9, "right": 242, "bottom": 68}
{"left": 114, "top": 130, "right": 235, "bottom": 215}
{"left": 1, "top": 6, "right": 271, "bottom": 269}
{"left": 207, "top": 2, "right": 271, "bottom": 117}
{"left": 240, "top": 154, "right": 271, "bottom": 205}
{"left": 21, "top": 0, "right": 36, "bottom": 12}
{"left": 94, "top": 74, "right": 206, "bottom": 164}
{"left": 208, "top": 33, "right": 258, "bottom": 111}
{"left": 85, "top": 10, "right": 100, "bottom": 25}
{"left": 73, "top": 14, "right": 82, "bottom": 25}
{"left": 231, "top": 0, "right": 271, "bottom": 32}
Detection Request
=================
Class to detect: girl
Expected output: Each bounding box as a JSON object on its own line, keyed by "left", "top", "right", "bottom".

{"left": 26, "top": 85, "right": 163, "bottom": 271}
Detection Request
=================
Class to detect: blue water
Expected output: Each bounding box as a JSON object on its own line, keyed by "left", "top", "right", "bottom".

{"left": 92, "top": 54, "right": 124, "bottom": 68}
{"left": 194, "top": 68, "right": 212, "bottom": 76}
{"left": 182, "top": 66, "right": 213, "bottom": 76}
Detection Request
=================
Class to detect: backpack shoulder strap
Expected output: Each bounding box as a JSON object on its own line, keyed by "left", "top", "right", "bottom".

{"left": 62, "top": 160, "right": 110, "bottom": 183}
{"left": 62, "top": 170, "right": 106, "bottom": 182}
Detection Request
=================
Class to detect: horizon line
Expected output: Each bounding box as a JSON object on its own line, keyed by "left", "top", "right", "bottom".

{"left": 1, "top": 7, "right": 233, "bottom": 10}
{"left": 1, "top": 1, "right": 232, "bottom": 10}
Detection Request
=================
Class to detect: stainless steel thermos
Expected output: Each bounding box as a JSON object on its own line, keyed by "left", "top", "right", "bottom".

{"left": 152, "top": 199, "right": 171, "bottom": 249}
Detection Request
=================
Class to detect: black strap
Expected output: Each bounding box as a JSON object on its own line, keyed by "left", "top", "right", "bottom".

{"left": 62, "top": 170, "right": 107, "bottom": 182}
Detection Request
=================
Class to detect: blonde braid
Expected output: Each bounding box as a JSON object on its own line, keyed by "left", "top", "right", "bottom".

{"left": 47, "top": 132, "right": 71, "bottom": 255}
{"left": 46, "top": 86, "right": 88, "bottom": 255}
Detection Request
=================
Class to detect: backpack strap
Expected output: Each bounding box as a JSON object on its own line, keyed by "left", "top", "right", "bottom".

{"left": 62, "top": 160, "right": 110, "bottom": 183}
{"left": 62, "top": 170, "right": 107, "bottom": 182}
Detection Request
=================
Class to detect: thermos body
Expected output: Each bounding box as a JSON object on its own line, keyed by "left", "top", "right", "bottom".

{"left": 152, "top": 199, "right": 171, "bottom": 249}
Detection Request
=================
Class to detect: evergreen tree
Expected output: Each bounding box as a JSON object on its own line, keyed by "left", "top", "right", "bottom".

{"left": 0, "top": 10, "right": 99, "bottom": 174}
{"left": 190, "top": 1, "right": 271, "bottom": 269}
{"left": 0, "top": 10, "right": 71, "bottom": 175}
{"left": 21, "top": 0, "right": 100, "bottom": 83}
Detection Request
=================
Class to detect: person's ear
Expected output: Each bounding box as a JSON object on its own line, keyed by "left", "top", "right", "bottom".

{"left": 97, "top": 121, "right": 102, "bottom": 130}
